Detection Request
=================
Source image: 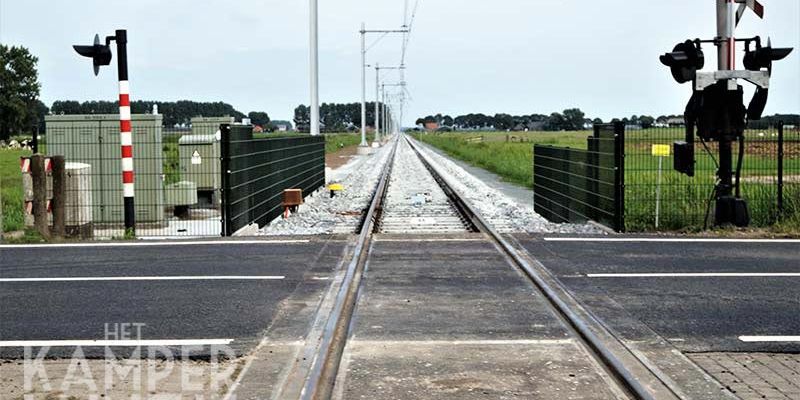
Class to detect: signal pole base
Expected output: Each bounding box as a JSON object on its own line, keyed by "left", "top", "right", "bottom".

{"left": 715, "top": 196, "right": 750, "bottom": 227}
{"left": 357, "top": 146, "right": 374, "bottom": 155}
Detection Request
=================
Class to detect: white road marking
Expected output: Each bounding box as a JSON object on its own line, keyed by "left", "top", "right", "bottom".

{"left": 373, "top": 238, "right": 485, "bottom": 242}
{"left": 0, "top": 240, "right": 310, "bottom": 249}
{"left": 586, "top": 273, "right": 800, "bottom": 278}
{"left": 352, "top": 339, "right": 575, "bottom": 346}
{"left": 0, "top": 339, "right": 233, "bottom": 347}
{"left": 0, "top": 276, "right": 285, "bottom": 283}
{"left": 545, "top": 238, "right": 800, "bottom": 243}
{"left": 739, "top": 336, "right": 800, "bottom": 343}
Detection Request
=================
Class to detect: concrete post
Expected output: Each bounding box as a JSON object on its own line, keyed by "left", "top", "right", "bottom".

{"left": 30, "top": 154, "right": 49, "bottom": 239}
{"left": 51, "top": 156, "right": 66, "bottom": 238}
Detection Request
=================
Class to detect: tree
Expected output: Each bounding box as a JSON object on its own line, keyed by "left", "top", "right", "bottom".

{"left": 493, "top": 113, "right": 514, "bottom": 131}
{"left": 545, "top": 112, "right": 565, "bottom": 131}
{"left": 0, "top": 45, "right": 41, "bottom": 140}
{"left": 248, "top": 111, "right": 271, "bottom": 128}
{"left": 415, "top": 118, "right": 425, "bottom": 127}
{"left": 592, "top": 118, "right": 604, "bottom": 125}
{"left": 562, "top": 108, "right": 586, "bottom": 131}
{"left": 639, "top": 115, "right": 656, "bottom": 129}
{"left": 294, "top": 105, "right": 310, "bottom": 132}
{"left": 51, "top": 100, "right": 83, "bottom": 115}
{"left": 442, "top": 115, "right": 454, "bottom": 127}
{"left": 27, "top": 100, "right": 49, "bottom": 133}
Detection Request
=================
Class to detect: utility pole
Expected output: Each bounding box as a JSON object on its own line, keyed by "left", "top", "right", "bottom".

{"left": 359, "top": 25, "right": 408, "bottom": 147}
{"left": 382, "top": 82, "right": 405, "bottom": 135}
{"left": 360, "top": 23, "right": 367, "bottom": 146}
{"left": 309, "top": 0, "right": 320, "bottom": 136}
{"left": 372, "top": 65, "right": 404, "bottom": 146}
{"left": 375, "top": 63, "right": 381, "bottom": 144}
{"left": 382, "top": 85, "right": 388, "bottom": 138}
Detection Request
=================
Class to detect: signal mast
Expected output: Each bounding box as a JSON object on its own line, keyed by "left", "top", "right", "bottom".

{"left": 660, "top": 0, "right": 792, "bottom": 227}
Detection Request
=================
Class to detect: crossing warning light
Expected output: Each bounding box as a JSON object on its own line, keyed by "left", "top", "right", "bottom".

{"left": 743, "top": 41, "right": 793, "bottom": 72}
{"left": 73, "top": 34, "right": 112, "bottom": 76}
{"left": 660, "top": 40, "right": 704, "bottom": 84}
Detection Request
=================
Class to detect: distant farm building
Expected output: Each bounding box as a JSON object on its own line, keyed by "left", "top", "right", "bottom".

{"left": 424, "top": 121, "right": 440, "bottom": 131}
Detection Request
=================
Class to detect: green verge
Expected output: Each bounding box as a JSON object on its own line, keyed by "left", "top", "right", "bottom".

{"left": 1, "top": 149, "right": 30, "bottom": 233}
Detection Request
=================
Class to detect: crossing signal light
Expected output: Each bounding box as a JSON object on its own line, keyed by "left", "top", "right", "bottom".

{"left": 660, "top": 40, "right": 704, "bottom": 84}
{"left": 743, "top": 40, "right": 793, "bottom": 72}
{"left": 73, "top": 34, "right": 112, "bottom": 76}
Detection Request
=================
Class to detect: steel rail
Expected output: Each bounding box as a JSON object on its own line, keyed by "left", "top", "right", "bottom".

{"left": 299, "top": 138, "right": 399, "bottom": 400}
{"left": 405, "top": 135, "right": 678, "bottom": 400}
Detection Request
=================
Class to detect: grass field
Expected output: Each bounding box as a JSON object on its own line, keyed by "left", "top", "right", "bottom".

{"left": 324, "top": 132, "right": 375, "bottom": 153}
{"left": 1, "top": 149, "right": 31, "bottom": 233}
{"left": 415, "top": 130, "right": 800, "bottom": 232}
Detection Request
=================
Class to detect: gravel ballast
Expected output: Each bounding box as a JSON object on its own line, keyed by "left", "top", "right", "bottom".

{"left": 260, "top": 142, "right": 394, "bottom": 235}
{"left": 409, "top": 137, "right": 602, "bottom": 235}
{"left": 261, "top": 135, "right": 601, "bottom": 235}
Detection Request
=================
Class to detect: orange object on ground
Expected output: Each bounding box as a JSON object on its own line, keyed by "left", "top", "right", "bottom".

{"left": 283, "top": 189, "right": 304, "bottom": 218}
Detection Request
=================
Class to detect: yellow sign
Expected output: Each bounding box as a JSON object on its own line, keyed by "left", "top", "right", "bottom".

{"left": 328, "top": 183, "right": 344, "bottom": 191}
{"left": 651, "top": 144, "right": 671, "bottom": 157}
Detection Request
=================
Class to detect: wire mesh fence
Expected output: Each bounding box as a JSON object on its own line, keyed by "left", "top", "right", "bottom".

{"left": 624, "top": 123, "right": 798, "bottom": 231}
{"left": 34, "top": 117, "right": 225, "bottom": 238}
{"left": 221, "top": 125, "right": 325, "bottom": 236}
{"left": 533, "top": 124, "right": 624, "bottom": 231}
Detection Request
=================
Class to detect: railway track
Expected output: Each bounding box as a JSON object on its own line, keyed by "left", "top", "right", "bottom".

{"left": 376, "top": 138, "right": 474, "bottom": 234}
{"left": 288, "top": 135, "right": 684, "bottom": 400}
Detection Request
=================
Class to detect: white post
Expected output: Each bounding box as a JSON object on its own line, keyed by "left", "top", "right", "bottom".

{"left": 360, "top": 23, "right": 367, "bottom": 146}
{"left": 374, "top": 63, "right": 381, "bottom": 145}
{"left": 309, "top": 0, "right": 320, "bottom": 136}
{"left": 656, "top": 156, "right": 663, "bottom": 229}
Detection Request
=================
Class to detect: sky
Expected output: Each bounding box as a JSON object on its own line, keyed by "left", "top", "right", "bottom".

{"left": 1, "top": 0, "right": 798, "bottom": 124}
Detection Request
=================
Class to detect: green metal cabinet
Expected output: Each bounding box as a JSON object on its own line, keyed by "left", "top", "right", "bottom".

{"left": 45, "top": 114, "right": 164, "bottom": 225}
{"left": 178, "top": 134, "right": 220, "bottom": 192}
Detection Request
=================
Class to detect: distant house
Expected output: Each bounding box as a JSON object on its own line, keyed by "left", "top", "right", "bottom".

{"left": 424, "top": 121, "right": 440, "bottom": 131}
{"left": 667, "top": 117, "right": 685, "bottom": 127}
{"left": 275, "top": 124, "right": 290, "bottom": 132}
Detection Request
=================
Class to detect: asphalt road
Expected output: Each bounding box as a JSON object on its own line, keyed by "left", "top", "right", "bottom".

{"left": 515, "top": 236, "right": 800, "bottom": 353}
{"left": 335, "top": 236, "right": 623, "bottom": 399}
{"left": 0, "top": 238, "right": 348, "bottom": 358}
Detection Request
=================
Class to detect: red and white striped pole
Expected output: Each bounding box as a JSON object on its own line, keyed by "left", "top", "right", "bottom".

{"left": 114, "top": 29, "right": 135, "bottom": 232}
{"left": 717, "top": 0, "right": 736, "bottom": 71}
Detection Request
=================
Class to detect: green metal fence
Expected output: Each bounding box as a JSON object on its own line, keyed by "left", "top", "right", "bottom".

{"left": 221, "top": 124, "right": 325, "bottom": 236}
{"left": 533, "top": 124, "right": 625, "bottom": 231}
